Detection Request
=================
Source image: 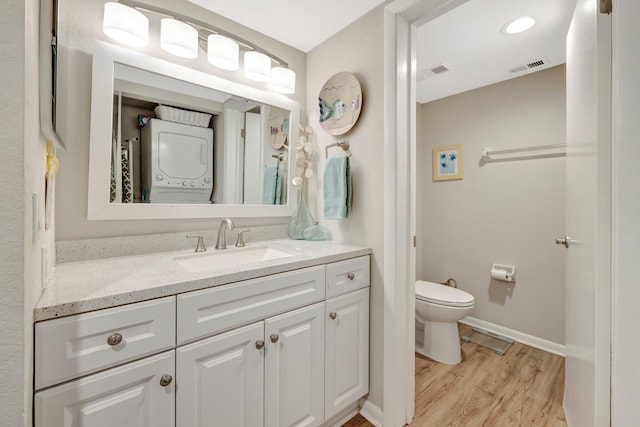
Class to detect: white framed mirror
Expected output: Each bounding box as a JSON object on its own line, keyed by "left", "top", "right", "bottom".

{"left": 88, "top": 40, "right": 299, "bottom": 220}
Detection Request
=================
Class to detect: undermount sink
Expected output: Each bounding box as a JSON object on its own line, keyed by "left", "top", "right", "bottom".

{"left": 174, "top": 245, "right": 295, "bottom": 272}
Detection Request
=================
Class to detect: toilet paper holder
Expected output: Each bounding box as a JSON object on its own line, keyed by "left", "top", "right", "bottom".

{"left": 491, "top": 264, "right": 516, "bottom": 282}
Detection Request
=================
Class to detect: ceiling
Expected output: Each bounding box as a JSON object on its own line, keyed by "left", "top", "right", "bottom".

{"left": 189, "top": 0, "right": 576, "bottom": 104}
{"left": 416, "top": 0, "right": 576, "bottom": 103}
{"left": 187, "top": 0, "right": 387, "bottom": 53}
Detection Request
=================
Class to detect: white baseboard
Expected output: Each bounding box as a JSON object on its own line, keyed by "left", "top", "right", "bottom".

{"left": 359, "top": 399, "right": 383, "bottom": 427}
{"left": 460, "top": 316, "right": 565, "bottom": 357}
{"left": 327, "top": 405, "right": 360, "bottom": 427}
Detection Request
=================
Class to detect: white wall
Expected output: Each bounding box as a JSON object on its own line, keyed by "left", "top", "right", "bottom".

{"left": 55, "top": 0, "right": 307, "bottom": 240}
{"left": 611, "top": 0, "right": 640, "bottom": 424}
{"left": 417, "top": 65, "right": 566, "bottom": 345}
{"left": 1, "top": 0, "right": 56, "bottom": 424}
{"left": 307, "top": 5, "right": 386, "bottom": 411}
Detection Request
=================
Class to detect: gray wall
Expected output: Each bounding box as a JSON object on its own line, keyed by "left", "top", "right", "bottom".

{"left": 55, "top": 0, "right": 307, "bottom": 240}
{"left": 1, "top": 0, "right": 56, "bottom": 424}
{"left": 417, "top": 65, "right": 566, "bottom": 344}
{"left": 307, "top": 5, "right": 386, "bottom": 410}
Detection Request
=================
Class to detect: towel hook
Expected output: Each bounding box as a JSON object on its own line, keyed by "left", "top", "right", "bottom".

{"left": 325, "top": 140, "right": 351, "bottom": 158}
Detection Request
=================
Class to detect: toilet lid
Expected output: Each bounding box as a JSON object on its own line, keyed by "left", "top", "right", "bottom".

{"left": 415, "top": 280, "right": 474, "bottom": 307}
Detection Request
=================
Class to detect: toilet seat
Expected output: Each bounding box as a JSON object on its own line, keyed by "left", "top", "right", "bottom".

{"left": 415, "top": 280, "right": 474, "bottom": 308}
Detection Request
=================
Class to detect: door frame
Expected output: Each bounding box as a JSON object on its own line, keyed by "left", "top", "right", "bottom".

{"left": 383, "top": 1, "right": 469, "bottom": 425}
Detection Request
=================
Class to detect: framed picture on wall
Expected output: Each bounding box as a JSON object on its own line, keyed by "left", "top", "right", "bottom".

{"left": 432, "top": 144, "right": 464, "bottom": 181}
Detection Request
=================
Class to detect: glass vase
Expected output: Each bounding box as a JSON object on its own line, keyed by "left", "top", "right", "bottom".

{"left": 287, "top": 184, "right": 315, "bottom": 240}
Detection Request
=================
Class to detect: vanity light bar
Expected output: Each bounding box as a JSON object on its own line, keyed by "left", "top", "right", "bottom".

{"left": 160, "top": 18, "right": 199, "bottom": 59}
{"left": 103, "top": 2, "right": 149, "bottom": 48}
{"left": 108, "top": 0, "right": 295, "bottom": 94}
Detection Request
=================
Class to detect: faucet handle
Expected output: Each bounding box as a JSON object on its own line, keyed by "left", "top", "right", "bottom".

{"left": 235, "top": 230, "right": 249, "bottom": 247}
{"left": 186, "top": 234, "right": 207, "bottom": 252}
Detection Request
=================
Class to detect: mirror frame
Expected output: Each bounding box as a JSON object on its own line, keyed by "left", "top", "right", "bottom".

{"left": 88, "top": 40, "right": 299, "bottom": 220}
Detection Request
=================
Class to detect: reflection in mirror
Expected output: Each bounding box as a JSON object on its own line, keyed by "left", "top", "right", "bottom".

{"left": 88, "top": 40, "right": 299, "bottom": 220}
{"left": 111, "top": 63, "right": 289, "bottom": 206}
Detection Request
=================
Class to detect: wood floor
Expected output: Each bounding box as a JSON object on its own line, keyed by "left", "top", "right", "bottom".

{"left": 342, "top": 324, "right": 567, "bottom": 427}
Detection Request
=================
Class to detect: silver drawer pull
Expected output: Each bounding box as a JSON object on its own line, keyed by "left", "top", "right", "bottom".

{"left": 159, "top": 374, "right": 173, "bottom": 387}
{"left": 347, "top": 272, "right": 355, "bottom": 280}
{"left": 270, "top": 334, "right": 279, "bottom": 343}
{"left": 329, "top": 312, "right": 337, "bottom": 320}
{"left": 107, "top": 333, "right": 123, "bottom": 346}
{"left": 255, "top": 340, "right": 265, "bottom": 350}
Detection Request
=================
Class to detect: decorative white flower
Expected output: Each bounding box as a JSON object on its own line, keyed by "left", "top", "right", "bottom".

{"left": 292, "top": 125, "right": 315, "bottom": 187}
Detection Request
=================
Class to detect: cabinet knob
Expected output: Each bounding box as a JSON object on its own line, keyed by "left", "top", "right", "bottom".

{"left": 329, "top": 312, "right": 337, "bottom": 320}
{"left": 255, "top": 340, "right": 265, "bottom": 350}
{"left": 270, "top": 334, "right": 279, "bottom": 343}
{"left": 107, "top": 333, "right": 123, "bottom": 346}
{"left": 347, "top": 272, "right": 355, "bottom": 281}
{"left": 159, "top": 374, "right": 173, "bottom": 387}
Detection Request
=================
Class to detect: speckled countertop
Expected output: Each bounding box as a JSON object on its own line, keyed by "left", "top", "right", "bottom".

{"left": 36, "top": 239, "right": 371, "bottom": 322}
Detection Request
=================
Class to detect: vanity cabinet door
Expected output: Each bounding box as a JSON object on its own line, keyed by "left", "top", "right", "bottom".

{"left": 264, "top": 302, "right": 325, "bottom": 427}
{"left": 176, "top": 322, "right": 265, "bottom": 427}
{"left": 34, "top": 351, "right": 175, "bottom": 427}
{"left": 325, "top": 288, "right": 370, "bottom": 420}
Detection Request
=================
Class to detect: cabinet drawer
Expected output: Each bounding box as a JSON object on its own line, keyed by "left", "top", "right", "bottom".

{"left": 326, "top": 256, "right": 370, "bottom": 298}
{"left": 177, "top": 266, "right": 325, "bottom": 345}
{"left": 35, "top": 297, "right": 175, "bottom": 390}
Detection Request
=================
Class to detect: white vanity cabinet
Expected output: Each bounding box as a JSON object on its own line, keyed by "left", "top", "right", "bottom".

{"left": 34, "top": 253, "right": 371, "bottom": 427}
{"left": 264, "top": 302, "right": 325, "bottom": 427}
{"left": 35, "top": 351, "right": 175, "bottom": 427}
{"left": 324, "top": 257, "right": 370, "bottom": 420}
{"left": 33, "top": 295, "right": 177, "bottom": 427}
{"left": 176, "top": 322, "right": 265, "bottom": 427}
{"left": 176, "top": 302, "right": 325, "bottom": 427}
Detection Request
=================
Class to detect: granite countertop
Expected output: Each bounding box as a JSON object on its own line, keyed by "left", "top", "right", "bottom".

{"left": 36, "top": 239, "right": 371, "bottom": 322}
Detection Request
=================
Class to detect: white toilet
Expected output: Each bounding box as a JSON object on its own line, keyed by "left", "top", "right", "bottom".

{"left": 415, "top": 280, "right": 474, "bottom": 365}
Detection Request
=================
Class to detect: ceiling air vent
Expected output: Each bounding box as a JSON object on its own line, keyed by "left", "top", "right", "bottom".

{"left": 418, "top": 63, "right": 450, "bottom": 81}
{"left": 509, "top": 57, "right": 549, "bottom": 74}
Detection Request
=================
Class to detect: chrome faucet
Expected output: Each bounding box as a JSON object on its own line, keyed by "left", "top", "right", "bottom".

{"left": 215, "top": 218, "right": 235, "bottom": 250}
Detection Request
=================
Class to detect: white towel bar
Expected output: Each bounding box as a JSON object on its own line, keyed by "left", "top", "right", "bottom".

{"left": 481, "top": 143, "right": 566, "bottom": 161}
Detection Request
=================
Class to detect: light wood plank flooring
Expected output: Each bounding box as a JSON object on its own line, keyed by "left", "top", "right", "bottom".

{"left": 342, "top": 324, "right": 566, "bottom": 427}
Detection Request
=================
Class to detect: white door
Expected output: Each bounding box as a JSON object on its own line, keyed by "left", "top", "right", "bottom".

{"left": 325, "top": 288, "right": 370, "bottom": 420}
{"left": 34, "top": 351, "right": 175, "bottom": 427}
{"left": 176, "top": 322, "right": 265, "bottom": 427}
{"left": 563, "top": 1, "right": 611, "bottom": 425}
{"left": 265, "top": 302, "right": 325, "bottom": 427}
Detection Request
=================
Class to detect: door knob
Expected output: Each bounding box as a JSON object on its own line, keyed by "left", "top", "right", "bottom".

{"left": 270, "top": 334, "right": 279, "bottom": 343}
{"left": 255, "top": 340, "right": 265, "bottom": 350}
{"left": 555, "top": 236, "right": 574, "bottom": 248}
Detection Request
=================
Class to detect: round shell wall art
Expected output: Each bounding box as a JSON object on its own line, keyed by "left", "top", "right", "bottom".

{"left": 318, "top": 72, "right": 362, "bottom": 135}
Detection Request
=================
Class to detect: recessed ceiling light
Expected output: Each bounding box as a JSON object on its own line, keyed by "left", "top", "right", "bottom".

{"left": 502, "top": 17, "right": 536, "bottom": 35}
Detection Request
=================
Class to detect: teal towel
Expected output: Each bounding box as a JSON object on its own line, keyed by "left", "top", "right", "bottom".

{"left": 262, "top": 166, "right": 279, "bottom": 205}
{"left": 323, "top": 156, "right": 351, "bottom": 219}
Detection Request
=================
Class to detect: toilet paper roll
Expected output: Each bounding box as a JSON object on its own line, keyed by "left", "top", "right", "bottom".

{"left": 491, "top": 268, "right": 511, "bottom": 282}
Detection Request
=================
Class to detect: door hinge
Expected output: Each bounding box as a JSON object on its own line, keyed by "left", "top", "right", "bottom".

{"left": 240, "top": 128, "right": 246, "bottom": 138}
{"left": 599, "top": 0, "right": 612, "bottom": 14}
{"left": 413, "top": 235, "right": 417, "bottom": 248}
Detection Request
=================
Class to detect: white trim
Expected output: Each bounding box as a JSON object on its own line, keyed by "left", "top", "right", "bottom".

{"left": 460, "top": 317, "right": 566, "bottom": 357}
{"left": 326, "top": 405, "right": 359, "bottom": 427}
{"left": 359, "top": 399, "right": 383, "bottom": 427}
{"left": 382, "top": 6, "right": 403, "bottom": 427}
{"left": 87, "top": 40, "right": 299, "bottom": 220}
{"left": 384, "top": 1, "right": 475, "bottom": 426}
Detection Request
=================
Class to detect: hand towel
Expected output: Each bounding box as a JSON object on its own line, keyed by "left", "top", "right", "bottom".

{"left": 262, "top": 166, "right": 279, "bottom": 205}
{"left": 323, "top": 156, "right": 351, "bottom": 219}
